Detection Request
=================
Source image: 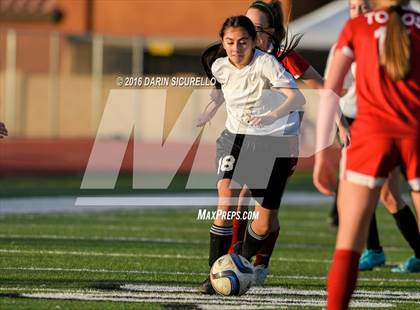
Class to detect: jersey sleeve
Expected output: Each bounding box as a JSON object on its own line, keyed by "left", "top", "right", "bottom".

{"left": 211, "top": 58, "right": 227, "bottom": 85}
{"left": 281, "top": 51, "right": 310, "bottom": 79}
{"left": 335, "top": 20, "right": 355, "bottom": 59}
{"left": 263, "top": 54, "right": 297, "bottom": 88}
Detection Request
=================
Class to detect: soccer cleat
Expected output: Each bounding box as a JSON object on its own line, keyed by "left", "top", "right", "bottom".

{"left": 198, "top": 275, "right": 215, "bottom": 295}
{"left": 391, "top": 256, "right": 420, "bottom": 273}
{"left": 252, "top": 265, "right": 269, "bottom": 286}
{"left": 359, "top": 249, "right": 386, "bottom": 270}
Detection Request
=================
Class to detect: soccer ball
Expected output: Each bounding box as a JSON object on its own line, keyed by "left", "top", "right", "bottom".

{"left": 210, "top": 253, "right": 254, "bottom": 296}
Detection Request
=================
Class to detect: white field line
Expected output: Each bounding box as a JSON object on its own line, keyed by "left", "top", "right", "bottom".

{"left": 19, "top": 291, "right": 394, "bottom": 308}
{"left": 0, "top": 248, "right": 331, "bottom": 264}
{"left": 0, "top": 226, "right": 411, "bottom": 248}
{"left": 0, "top": 222, "right": 327, "bottom": 236}
{"left": 121, "top": 284, "right": 420, "bottom": 300}
{"left": 0, "top": 233, "right": 412, "bottom": 252}
{"left": 1, "top": 266, "right": 420, "bottom": 284}
{"left": 20, "top": 292, "right": 280, "bottom": 309}
{"left": 1, "top": 224, "right": 206, "bottom": 234}
{"left": 3, "top": 285, "right": 419, "bottom": 302}
{"left": 0, "top": 234, "right": 206, "bottom": 245}
{"left": 2, "top": 284, "right": 417, "bottom": 308}
{"left": 0, "top": 223, "right": 330, "bottom": 237}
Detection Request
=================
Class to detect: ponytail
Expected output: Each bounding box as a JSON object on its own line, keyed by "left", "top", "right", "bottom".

{"left": 378, "top": 0, "right": 410, "bottom": 80}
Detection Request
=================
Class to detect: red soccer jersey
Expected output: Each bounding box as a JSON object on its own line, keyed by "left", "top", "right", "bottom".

{"left": 335, "top": 8, "right": 420, "bottom": 137}
{"left": 278, "top": 50, "right": 310, "bottom": 79}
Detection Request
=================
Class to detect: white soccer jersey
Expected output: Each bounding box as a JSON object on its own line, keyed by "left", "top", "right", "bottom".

{"left": 211, "top": 49, "right": 299, "bottom": 136}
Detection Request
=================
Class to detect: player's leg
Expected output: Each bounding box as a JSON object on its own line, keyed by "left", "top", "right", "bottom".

{"left": 240, "top": 158, "right": 282, "bottom": 264}
{"left": 377, "top": 167, "right": 420, "bottom": 272}
{"left": 329, "top": 195, "right": 339, "bottom": 228}
{"left": 241, "top": 203, "right": 278, "bottom": 262}
{"left": 380, "top": 167, "right": 405, "bottom": 214}
{"left": 240, "top": 155, "right": 295, "bottom": 285}
{"left": 199, "top": 130, "right": 242, "bottom": 294}
{"left": 245, "top": 141, "right": 297, "bottom": 285}
{"left": 211, "top": 178, "right": 240, "bottom": 259}
{"left": 411, "top": 192, "right": 420, "bottom": 232}
{"left": 229, "top": 186, "right": 251, "bottom": 254}
{"left": 252, "top": 157, "right": 297, "bottom": 275}
{"left": 241, "top": 205, "right": 279, "bottom": 288}
{"left": 254, "top": 215, "right": 280, "bottom": 267}
{"left": 200, "top": 178, "right": 241, "bottom": 294}
{"left": 327, "top": 180, "right": 381, "bottom": 310}
{"left": 391, "top": 191, "right": 420, "bottom": 273}
{"left": 327, "top": 135, "right": 395, "bottom": 308}
{"left": 360, "top": 168, "right": 402, "bottom": 270}
{"left": 391, "top": 137, "right": 420, "bottom": 273}
{"left": 358, "top": 170, "right": 401, "bottom": 270}
{"left": 359, "top": 212, "right": 385, "bottom": 270}
{"left": 328, "top": 117, "right": 354, "bottom": 229}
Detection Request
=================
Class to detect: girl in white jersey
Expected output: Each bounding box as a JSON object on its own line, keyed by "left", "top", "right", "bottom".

{"left": 198, "top": 15, "right": 305, "bottom": 293}
{"left": 198, "top": 1, "right": 323, "bottom": 292}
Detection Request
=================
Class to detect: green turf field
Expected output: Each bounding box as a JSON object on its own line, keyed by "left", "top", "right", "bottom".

{"left": 0, "top": 204, "right": 419, "bottom": 309}
{"left": 0, "top": 171, "right": 318, "bottom": 198}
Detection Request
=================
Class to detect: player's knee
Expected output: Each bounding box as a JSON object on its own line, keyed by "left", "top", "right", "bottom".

{"left": 218, "top": 184, "right": 234, "bottom": 199}
{"left": 251, "top": 220, "right": 271, "bottom": 236}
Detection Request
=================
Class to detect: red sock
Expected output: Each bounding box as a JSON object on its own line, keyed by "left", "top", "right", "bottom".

{"left": 254, "top": 228, "right": 280, "bottom": 266}
{"left": 327, "top": 249, "right": 360, "bottom": 310}
{"left": 228, "top": 215, "right": 248, "bottom": 254}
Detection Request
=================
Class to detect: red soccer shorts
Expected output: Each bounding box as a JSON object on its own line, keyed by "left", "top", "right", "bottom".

{"left": 341, "top": 135, "right": 420, "bottom": 191}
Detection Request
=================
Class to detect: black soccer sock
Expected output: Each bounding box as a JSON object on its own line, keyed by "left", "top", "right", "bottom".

{"left": 366, "top": 213, "right": 382, "bottom": 251}
{"left": 393, "top": 205, "right": 420, "bottom": 258}
{"left": 330, "top": 193, "right": 339, "bottom": 224}
{"left": 208, "top": 224, "right": 232, "bottom": 267}
{"left": 241, "top": 224, "right": 269, "bottom": 262}
{"left": 255, "top": 227, "right": 280, "bottom": 267}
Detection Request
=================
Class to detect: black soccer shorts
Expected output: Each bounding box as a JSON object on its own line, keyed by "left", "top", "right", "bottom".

{"left": 215, "top": 129, "right": 298, "bottom": 209}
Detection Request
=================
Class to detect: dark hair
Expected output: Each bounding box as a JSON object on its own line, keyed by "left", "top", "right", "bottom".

{"left": 218, "top": 15, "right": 257, "bottom": 40}
{"left": 201, "top": 44, "right": 225, "bottom": 89}
{"left": 249, "top": 0, "right": 302, "bottom": 60}
{"left": 202, "top": 15, "right": 256, "bottom": 89}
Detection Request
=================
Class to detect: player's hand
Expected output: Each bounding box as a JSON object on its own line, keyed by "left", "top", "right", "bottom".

{"left": 248, "top": 112, "right": 277, "bottom": 127}
{"left": 338, "top": 122, "right": 351, "bottom": 147}
{"left": 313, "top": 151, "right": 337, "bottom": 196}
{"left": 0, "top": 122, "right": 8, "bottom": 138}
{"left": 196, "top": 112, "right": 212, "bottom": 127}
